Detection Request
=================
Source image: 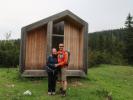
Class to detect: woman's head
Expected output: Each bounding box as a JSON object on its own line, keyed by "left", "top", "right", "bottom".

{"left": 52, "top": 48, "right": 57, "bottom": 56}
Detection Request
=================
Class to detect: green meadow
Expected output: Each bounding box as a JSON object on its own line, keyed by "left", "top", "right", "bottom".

{"left": 0, "top": 64, "right": 133, "bottom": 100}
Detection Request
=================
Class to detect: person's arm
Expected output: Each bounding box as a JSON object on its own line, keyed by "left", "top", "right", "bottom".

{"left": 46, "top": 56, "right": 50, "bottom": 66}
{"left": 47, "top": 56, "right": 54, "bottom": 68}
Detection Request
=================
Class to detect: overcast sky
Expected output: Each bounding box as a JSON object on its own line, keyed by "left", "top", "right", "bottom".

{"left": 0, "top": 0, "right": 133, "bottom": 39}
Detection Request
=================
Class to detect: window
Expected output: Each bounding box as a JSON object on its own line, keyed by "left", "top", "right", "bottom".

{"left": 52, "top": 21, "right": 64, "bottom": 50}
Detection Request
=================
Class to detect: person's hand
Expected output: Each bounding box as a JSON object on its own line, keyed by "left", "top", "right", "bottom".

{"left": 55, "top": 64, "right": 59, "bottom": 67}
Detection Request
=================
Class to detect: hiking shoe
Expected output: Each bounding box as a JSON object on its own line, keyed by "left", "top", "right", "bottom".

{"left": 61, "top": 90, "right": 66, "bottom": 97}
{"left": 56, "top": 87, "right": 63, "bottom": 94}
{"left": 52, "top": 92, "right": 56, "bottom": 95}
{"left": 58, "top": 87, "right": 63, "bottom": 94}
{"left": 48, "top": 92, "right": 52, "bottom": 95}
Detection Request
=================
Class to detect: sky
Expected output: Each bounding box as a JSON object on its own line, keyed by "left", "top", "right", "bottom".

{"left": 0, "top": 0, "right": 133, "bottom": 39}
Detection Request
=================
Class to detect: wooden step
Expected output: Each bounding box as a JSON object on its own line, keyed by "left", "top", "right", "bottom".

{"left": 22, "top": 70, "right": 86, "bottom": 77}
{"left": 22, "top": 70, "right": 47, "bottom": 77}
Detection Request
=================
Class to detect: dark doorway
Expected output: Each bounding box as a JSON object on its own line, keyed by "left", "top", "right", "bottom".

{"left": 52, "top": 21, "right": 64, "bottom": 50}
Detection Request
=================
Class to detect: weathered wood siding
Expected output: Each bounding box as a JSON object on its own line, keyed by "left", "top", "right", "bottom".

{"left": 64, "top": 21, "right": 83, "bottom": 70}
{"left": 25, "top": 26, "right": 47, "bottom": 69}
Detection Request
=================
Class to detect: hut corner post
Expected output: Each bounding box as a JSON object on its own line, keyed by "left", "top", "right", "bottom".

{"left": 46, "top": 21, "right": 53, "bottom": 61}
{"left": 19, "top": 28, "right": 26, "bottom": 73}
{"left": 83, "top": 23, "right": 88, "bottom": 75}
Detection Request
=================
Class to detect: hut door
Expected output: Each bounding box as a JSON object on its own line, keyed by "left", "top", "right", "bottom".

{"left": 52, "top": 21, "right": 64, "bottom": 50}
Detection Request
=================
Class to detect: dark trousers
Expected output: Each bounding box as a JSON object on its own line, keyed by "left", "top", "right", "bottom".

{"left": 48, "top": 71, "right": 57, "bottom": 92}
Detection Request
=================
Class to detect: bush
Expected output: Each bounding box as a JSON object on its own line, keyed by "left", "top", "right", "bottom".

{"left": 0, "top": 40, "right": 20, "bottom": 67}
{"left": 88, "top": 50, "right": 126, "bottom": 67}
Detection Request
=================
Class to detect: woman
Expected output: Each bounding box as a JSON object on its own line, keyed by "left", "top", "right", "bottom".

{"left": 46, "top": 48, "right": 58, "bottom": 95}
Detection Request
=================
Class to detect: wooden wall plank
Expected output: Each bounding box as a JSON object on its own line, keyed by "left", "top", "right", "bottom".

{"left": 25, "top": 26, "right": 47, "bottom": 70}
{"left": 64, "top": 21, "right": 83, "bottom": 70}
{"left": 79, "top": 28, "right": 83, "bottom": 69}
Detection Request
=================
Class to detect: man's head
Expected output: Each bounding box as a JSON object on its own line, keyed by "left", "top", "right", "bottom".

{"left": 59, "top": 43, "right": 64, "bottom": 51}
{"left": 52, "top": 48, "right": 57, "bottom": 56}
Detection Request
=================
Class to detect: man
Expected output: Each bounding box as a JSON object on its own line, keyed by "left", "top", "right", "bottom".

{"left": 55, "top": 43, "right": 68, "bottom": 96}
{"left": 46, "top": 48, "right": 58, "bottom": 95}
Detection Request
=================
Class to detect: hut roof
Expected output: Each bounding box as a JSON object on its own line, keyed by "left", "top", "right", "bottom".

{"left": 22, "top": 10, "right": 87, "bottom": 31}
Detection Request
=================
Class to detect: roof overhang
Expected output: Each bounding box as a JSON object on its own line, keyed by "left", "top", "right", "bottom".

{"left": 22, "top": 10, "right": 88, "bottom": 32}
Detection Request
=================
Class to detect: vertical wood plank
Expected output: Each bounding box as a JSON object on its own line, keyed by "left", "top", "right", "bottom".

{"left": 46, "top": 21, "right": 53, "bottom": 59}
{"left": 25, "top": 26, "right": 47, "bottom": 70}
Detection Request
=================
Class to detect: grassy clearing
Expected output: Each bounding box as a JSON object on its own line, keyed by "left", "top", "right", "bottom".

{"left": 0, "top": 64, "right": 133, "bottom": 100}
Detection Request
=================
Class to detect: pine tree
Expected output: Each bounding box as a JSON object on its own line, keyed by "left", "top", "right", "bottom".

{"left": 125, "top": 13, "right": 133, "bottom": 28}
{"left": 124, "top": 13, "right": 133, "bottom": 64}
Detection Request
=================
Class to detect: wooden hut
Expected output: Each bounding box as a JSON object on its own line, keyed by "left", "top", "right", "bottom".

{"left": 20, "top": 10, "right": 88, "bottom": 77}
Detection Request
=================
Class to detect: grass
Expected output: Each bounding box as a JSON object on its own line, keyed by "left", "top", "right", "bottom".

{"left": 0, "top": 64, "right": 133, "bottom": 100}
